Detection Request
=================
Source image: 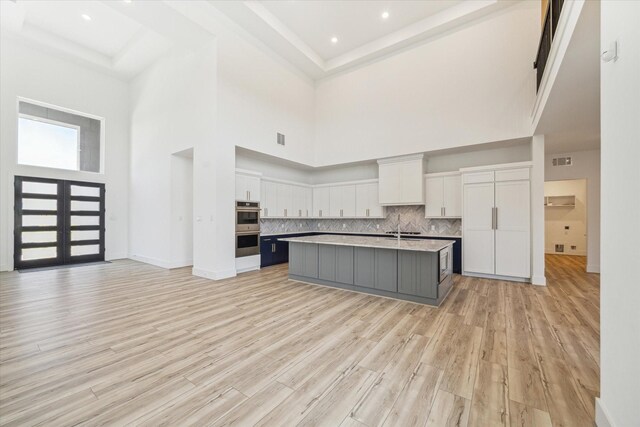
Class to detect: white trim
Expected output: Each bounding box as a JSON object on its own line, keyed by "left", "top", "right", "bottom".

{"left": 531, "top": 275, "right": 547, "bottom": 286}
{"left": 312, "top": 178, "right": 379, "bottom": 188}
{"left": 235, "top": 168, "right": 263, "bottom": 178}
{"left": 377, "top": 153, "right": 424, "bottom": 165}
{"left": 192, "top": 267, "right": 237, "bottom": 280}
{"left": 0, "top": 263, "right": 10, "bottom": 272}
{"left": 260, "top": 176, "right": 313, "bottom": 187}
{"left": 424, "top": 171, "right": 461, "bottom": 178}
{"left": 463, "top": 271, "right": 531, "bottom": 283}
{"left": 587, "top": 264, "right": 600, "bottom": 273}
{"left": 235, "top": 255, "right": 261, "bottom": 273}
{"left": 16, "top": 96, "right": 106, "bottom": 175}
{"left": 459, "top": 161, "right": 533, "bottom": 173}
{"left": 595, "top": 398, "right": 614, "bottom": 427}
{"left": 129, "top": 254, "right": 174, "bottom": 269}
{"left": 530, "top": 0, "right": 585, "bottom": 129}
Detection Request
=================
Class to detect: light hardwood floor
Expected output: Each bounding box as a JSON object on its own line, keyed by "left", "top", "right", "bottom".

{"left": 0, "top": 255, "right": 599, "bottom": 426}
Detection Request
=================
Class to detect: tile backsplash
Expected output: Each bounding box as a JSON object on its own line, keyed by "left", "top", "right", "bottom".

{"left": 261, "top": 206, "right": 461, "bottom": 236}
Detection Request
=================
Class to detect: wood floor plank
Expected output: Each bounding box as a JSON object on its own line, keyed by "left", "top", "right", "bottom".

{"left": 0, "top": 255, "right": 599, "bottom": 426}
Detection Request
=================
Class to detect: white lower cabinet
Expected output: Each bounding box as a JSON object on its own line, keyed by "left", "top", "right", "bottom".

{"left": 462, "top": 166, "right": 531, "bottom": 280}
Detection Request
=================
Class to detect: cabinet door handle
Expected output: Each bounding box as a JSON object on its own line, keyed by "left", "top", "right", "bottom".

{"left": 299, "top": 209, "right": 302, "bottom": 217}
{"left": 306, "top": 209, "right": 308, "bottom": 217}
{"left": 495, "top": 207, "right": 498, "bottom": 230}
{"left": 272, "top": 243, "right": 276, "bottom": 252}
{"left": 284, "top": 208, "right": 287, "bottom": 217}
{"left": 443, "top": 207, "right": 446, "bottom": 216}
{"left": 265, "top": 208, "right": 268, "bottom": 216}
{"left": 340, "top": 209, "right": 343, "bottom": 217}
{"left": 248, "top": 191, "right": 251, "bottom": 200}
{"left": 491, "top": 207, "right": 496, "bottom": 230}
{"left": 319, "top": 209, "right": 322, "bottom": 217}
{"left": 366, "top": 208, "right": 369, "bottom": 217}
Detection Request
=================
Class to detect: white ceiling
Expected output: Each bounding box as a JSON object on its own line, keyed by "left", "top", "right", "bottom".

{"left": 1, "top": 0, "right": 513, "bottom": 81}
{"left": 209, "top": 0, "right": 510, "bottom": 79}
{"left": 260, "top": 0, "right": 463, "bottom": 61}
{"left": 536, "top": 0, "right": 600, "bottom": 154}
{"left": 20, "top": 1, "right": 142, "bottom": 58}
{"left": 0, "top": 0, "right": 210, "bottom": 79}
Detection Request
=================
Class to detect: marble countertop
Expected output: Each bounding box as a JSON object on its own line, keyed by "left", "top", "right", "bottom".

{"left": 279, "top": 234, "right": 455, "bottom": 252}
{"left": 261, "top": 230, "right": 462, "bottom": 239}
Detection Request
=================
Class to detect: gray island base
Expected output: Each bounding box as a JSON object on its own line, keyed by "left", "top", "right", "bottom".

{"left": 280, "top": 234, "right": 455, "bottom": 306}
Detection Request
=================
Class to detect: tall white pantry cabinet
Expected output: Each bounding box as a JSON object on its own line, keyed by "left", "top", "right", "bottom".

{"left": 462, "top": 164, "right": 531, "bottom": 280}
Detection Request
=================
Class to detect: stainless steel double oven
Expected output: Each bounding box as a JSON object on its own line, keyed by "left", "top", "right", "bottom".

{"left": 235, "top": 201, "right": 260, "bottom": 257}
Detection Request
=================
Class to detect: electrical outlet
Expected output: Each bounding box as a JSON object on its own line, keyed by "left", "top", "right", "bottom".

{"left": 430, "top": 225, "right": 436, "bottom": 231}
{"left": 376, "top": 224, "right": 379, "bottom": 229}
{"left": 342, "top": 223, "right": 346, "bottom": 229}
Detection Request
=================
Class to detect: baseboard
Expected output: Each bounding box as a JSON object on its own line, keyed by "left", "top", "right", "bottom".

{"left": 0, "top": 263, "right": 11, "bottom": 272}
{"left": 545, "top": 250, "right": 588, "bottom": 256}
{"left": 105, "top": 253, "right": 129, "bottom": 261}
{"left": 463, "top": 271, "right": 530, "bottom": 283}
{"left": 129, "top": 254, "right": 174, "bottom": 269}
{"left": 587, "top": 264, "right": 600, "bottom": 273}
{"left": 531, "top": 275, "right": 547, "bottom": 286}
{"left": 192, "top": 267, "right": 237, "bottom": 281}
{"left": 595, "top": 398, "right": 614, "bottom": 427}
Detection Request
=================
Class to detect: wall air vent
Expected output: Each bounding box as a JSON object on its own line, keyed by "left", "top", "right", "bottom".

{"left": 555, "top": 244, "right": 565, "bottom": 253}
{"left": 552, "top": 156, "right": 572, "bottom": 166}
{"left": 277, "top": 133, "right": 285, "bottom": 146}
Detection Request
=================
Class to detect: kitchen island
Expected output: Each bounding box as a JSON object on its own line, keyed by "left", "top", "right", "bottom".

{"left": 279, "top": 234, "right": 455, "bottom": 306}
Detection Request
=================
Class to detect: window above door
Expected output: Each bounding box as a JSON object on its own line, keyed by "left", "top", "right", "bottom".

{"left": 17, "top": 100, "right": 104, "bottom": 174}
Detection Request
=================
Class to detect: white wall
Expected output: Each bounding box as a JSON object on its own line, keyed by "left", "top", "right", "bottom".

{"left": 544, "top": 179, "right": 587, "bottom": 256}
{"left": 314, "top": 1, "right": 538, "bottom": 166}
{"left": 598, "top": 2, "right": 640, "bottom": 426}
{"left": 0, "top": 37, "right": 130, "bottom": 271}
{"left": 426, "top": 141, "right": 531, "bottom": 173}
{"left": 129, "top": 41, "right": 233, "bottom": 278}
{"left": 545, "top": 149, "right": 600, "bottom": 272}
{"left": 218, "top": 31, "right": 316, "bottom": 166}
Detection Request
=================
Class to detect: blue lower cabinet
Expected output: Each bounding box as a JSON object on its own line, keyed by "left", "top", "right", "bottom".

{"left": 260, "top": 237, "right": 275, "bottom": 267}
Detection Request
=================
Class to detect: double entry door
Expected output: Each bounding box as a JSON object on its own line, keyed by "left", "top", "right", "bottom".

{"left": 463, "top": 170, "right": 530, "bottom": 279}
{"left": 14, "top": 176, "right": 105, "bottom": 270}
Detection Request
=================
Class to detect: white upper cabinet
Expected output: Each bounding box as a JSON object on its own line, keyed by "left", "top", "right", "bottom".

{"left": 377, "top": 154, "right": 424, "bottom": 205}
{"left": 276, "top": 184, "right": 293, "bottom": 217}
{"left": 313, "top": 187, "right": 330, "bottom": 218}
{"left": 292, "top": 185, "right": 312, "bottom": 218}
{"left": 235, "top": 172, "right": 261, "bottom": 202}
{"left": 329, "top": 185, "right": 356, "bottom": 217}
{"left": 355, "top": 182, "right": 384, "bottom": 217}
{"left": 261, "top": 181, "right": 277, "bottom": 217}
{"left": 424, "top": 173, "right": 461, "bottom": 218}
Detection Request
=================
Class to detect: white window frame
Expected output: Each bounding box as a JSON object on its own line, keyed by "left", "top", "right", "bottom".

{"left": 16, "top": 97, "right": 106, "bottom": 175}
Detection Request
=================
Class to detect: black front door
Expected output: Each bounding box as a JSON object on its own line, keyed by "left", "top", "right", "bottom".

{"left": 14, "top": 176, "right": 105, "bottom": 270}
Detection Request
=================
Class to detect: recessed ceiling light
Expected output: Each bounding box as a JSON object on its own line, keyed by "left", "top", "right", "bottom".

{"left": 381, "top": 11, "right": 390, "bottom": 19}
{"left": 81, "top": 14, "right": 92, "bottom": 21}
{"left": 331, "top": 36, "right": 338, "bottom": 44}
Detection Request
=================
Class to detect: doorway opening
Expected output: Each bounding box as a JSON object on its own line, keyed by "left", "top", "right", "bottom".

{"left": 544, "top": 178, "right": 588, "bottom": 263}
{"left": 170, "top": 148, "right": 194, "bottom": 268}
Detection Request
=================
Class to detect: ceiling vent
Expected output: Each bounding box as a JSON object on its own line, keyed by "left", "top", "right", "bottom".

{"left": 552, "top": 156, "right": 572, "bottom": 166}
{"left": 277, "top": 133, "right": 285, "bottom": 146}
